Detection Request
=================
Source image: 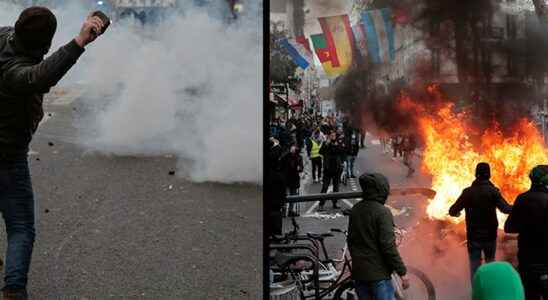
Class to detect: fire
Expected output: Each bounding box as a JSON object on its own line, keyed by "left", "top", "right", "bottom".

{"left": 399, "top": 86, "right": 548, "bottom": 226}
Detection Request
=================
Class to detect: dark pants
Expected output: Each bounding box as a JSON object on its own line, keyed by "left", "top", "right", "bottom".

{"left": 520, "top": 266, "right": 548, "bottom": 300}
{"left": 311, "top": 157, "right": 322, "bottom": 181}
{"left": 0, "top": 157, "right": 35, "bottom": 290}
{"left": 319, "top": 170, "right": 340, "bottom": 208}
{"left": 346, "top": 156, "right": 356, "bottom": 177}
{"left": 467, "top": 239, "right": 496, "bottom": 282}
{"left": 354, "top": 279, "right": 394, "bottom": 300}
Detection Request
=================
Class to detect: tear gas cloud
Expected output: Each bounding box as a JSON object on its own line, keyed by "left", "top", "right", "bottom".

{"left": 0, "top": 1, "right": 263, "bottom": 184}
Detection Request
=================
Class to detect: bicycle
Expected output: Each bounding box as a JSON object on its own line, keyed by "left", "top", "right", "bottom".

{"left": 270, "top": 215, "right": 437, "bottom": 300}
{"left": 331, "top": 216, "right": 436, "bottom": 300}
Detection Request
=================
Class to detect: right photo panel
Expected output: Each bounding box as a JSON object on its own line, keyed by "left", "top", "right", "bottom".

{"left": 267, "top": 0, "right": 548, "bottom": 299}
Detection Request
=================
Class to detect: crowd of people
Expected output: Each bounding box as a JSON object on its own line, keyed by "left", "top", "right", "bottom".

{"left": 266, "top": 112, "right": 364, "bottom": 233}
{"left": 267, "top": 114, "right": 548, "bottom": 300}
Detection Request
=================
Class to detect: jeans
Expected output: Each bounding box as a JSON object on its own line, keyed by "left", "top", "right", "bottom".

{"left": 354, "top": 279, "right": 395, "bottom": 300}
{"left": 467, "top": 239, "right": 496, "bottom": 282}
{"left": 0, "top": 157, "right": 35, "bottom": 290}
{"left": 346, "top": 156, "right": 356, "bottom": 177}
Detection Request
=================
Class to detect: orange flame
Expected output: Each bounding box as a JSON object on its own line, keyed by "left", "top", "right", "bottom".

{"left": 399, "top": 86, "right": 548, "bottom": 226}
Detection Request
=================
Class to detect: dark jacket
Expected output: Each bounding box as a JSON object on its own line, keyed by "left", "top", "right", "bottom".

{"left": 266, "top": 144, "right": 286, "bottom": 237}
{"left": 348, "top": 173, "right": 407, "bottom": 281}
{"left": 449, "top": 180, "right": 512, "bottom": 241}
{"left": 345, "top": 128, "right": 360, "bottom": 156}
{"left": 284, "top": 152, "right": 303, "bottom": 189}
{"left": 0, "top": 27, "right": 84, "bottom": 156}
{"left": 319, "top": 141, "right": 344, "bottom": 173}
{"left": 504, "top": 185, "right": 548, "bottom": 270}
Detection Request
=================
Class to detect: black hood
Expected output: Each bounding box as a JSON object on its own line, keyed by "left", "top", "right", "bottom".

{"left": 14, "top": 6, "right": 57, "bottom": 56}
{"left": 359, "top": 173, "right": 390, "bottom": 204}
{"left": 475, "top": 162, "right": 491, "bottom": 180}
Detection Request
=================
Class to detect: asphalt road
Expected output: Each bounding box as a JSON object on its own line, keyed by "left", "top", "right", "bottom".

{"left": 282, "top": 135, "right": 473, "bottom": 299}
{"left": 0, "top": 86, "right": 262, "bottom": 299}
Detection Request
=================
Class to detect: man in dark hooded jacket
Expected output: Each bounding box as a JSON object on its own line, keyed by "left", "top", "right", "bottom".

{"left": 348, "top": 173, "right": 409, "bottom": 299}
{"left": 0, "top": 7, "right": 105, "bottom": 299}
{"left": 449, "top": 162, "right": 512, "bottom": 281}
{"left": 505, "top": 165, "right": 548, "bottom": 300}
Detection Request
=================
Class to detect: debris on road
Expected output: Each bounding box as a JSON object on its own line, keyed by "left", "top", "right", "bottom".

{"left": 168, "top": 170, "right": 175, "bottom": 175}
{"left": 48, "top": 142, "right": 54, "bottom": 146}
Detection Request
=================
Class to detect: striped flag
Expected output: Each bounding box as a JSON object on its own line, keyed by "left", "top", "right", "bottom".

{"left": 356, "top": 8, "right": 396, "bottom": 64}
{"left": 312, "top": 14, "right": 355, "bottom": 78}
{"left": 279, "top": 37, "right": 313, "bottom": 70}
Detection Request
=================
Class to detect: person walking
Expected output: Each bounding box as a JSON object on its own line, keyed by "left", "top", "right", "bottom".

{"left": 306, "top": 128, "right": 323, "bottom": 183}
{"left": 348, "top": 173, "right": 409, "bottom": 300}
{"left": 0, "top": 7, "right": 106, "bottom": 299}
{"left": 449, "top": 162, "right": 512, "bottom": 282}
{"left": 504, "top": 165, "right": 548, "bottom": 300}
{"left": 318, "top": 130, "right": 345, "bottom": 210}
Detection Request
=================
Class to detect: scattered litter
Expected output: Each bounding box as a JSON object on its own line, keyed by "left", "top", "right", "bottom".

{"left": 168, "top": 185, "right": 173, "bottom": 190}
{"left": 240, "top": 289, "right": 248, "bottom": 295}
{"left": 301, "top": 212, "right": 345, "bottom": 220}
{"left": 168, "top": 170, "right": 175, "bottom": 175}
{"left": 48, "top": 142, "right": 54, "bottom": 146}
{"left": 35, "top": 157, "right": 40, "bottom": 161}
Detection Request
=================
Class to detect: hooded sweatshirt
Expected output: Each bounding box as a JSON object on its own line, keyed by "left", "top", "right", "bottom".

{"left": 472, "top": 262, "right": 524, "bottom": 300}
{"left": 348, "top": 173, "right": 407, "bottom": 281}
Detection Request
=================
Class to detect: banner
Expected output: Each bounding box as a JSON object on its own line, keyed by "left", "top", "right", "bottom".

{"left": 280, "top": 37, "right": 313, "bottom": 70}
{"left": 312, "top": 14, "right": 355, "bottom": 77}
{"left": 357, "top": 8, "right": 396, "bottom": 64}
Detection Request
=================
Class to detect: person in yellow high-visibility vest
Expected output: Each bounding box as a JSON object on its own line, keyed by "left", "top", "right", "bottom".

{"left": 306, "top": 128, "right": 324, "bottom": 183}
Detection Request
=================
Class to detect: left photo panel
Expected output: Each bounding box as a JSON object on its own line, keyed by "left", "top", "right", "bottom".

{"left": 0, "top": 0, "right": 262, "bottom": 298}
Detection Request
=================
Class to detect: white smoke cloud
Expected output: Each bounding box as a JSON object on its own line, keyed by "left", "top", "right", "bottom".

{"left": 1, "top": 1, "right": 263, "bottom": 184}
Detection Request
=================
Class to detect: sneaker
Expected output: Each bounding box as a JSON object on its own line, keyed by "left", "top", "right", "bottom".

{"left": 3, "top": 289, "right": 28, "bottom": 300}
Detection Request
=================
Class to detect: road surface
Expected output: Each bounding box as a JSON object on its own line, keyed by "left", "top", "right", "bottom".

{"left": 0, "top": 85, "right": 262, "bottom": 299}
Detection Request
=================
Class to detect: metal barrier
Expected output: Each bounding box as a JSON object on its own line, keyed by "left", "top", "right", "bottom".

{"left": 285, "top": 188, "right": 436, "bottom": 203}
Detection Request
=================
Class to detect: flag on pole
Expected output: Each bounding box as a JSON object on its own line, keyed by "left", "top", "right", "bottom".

{"left": 311, "top": 14, "right": 355, "bottom": 78}
{"left": 356, "top": 8, "right": 396, "bottom": 64}
{"left": 279, "top": 37, "right": 313, "bottom": 70}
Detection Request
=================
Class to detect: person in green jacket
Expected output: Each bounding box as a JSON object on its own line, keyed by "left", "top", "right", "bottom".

{"left": 472, "top": 261, "right": 525, "bottom": 300}
{"left": 348, "top": 173, "right": 409, "bottom": 300}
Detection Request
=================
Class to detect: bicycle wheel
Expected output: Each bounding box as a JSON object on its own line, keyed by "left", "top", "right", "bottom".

{"left": 398, "top": 266, "right": 436, "bottom": 300}
{"left": 332, "top": 280, "right": 357, "bottom": 300}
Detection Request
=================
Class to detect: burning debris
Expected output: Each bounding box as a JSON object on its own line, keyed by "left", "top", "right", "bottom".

{"left": 396, "top": 84, "right": 548, "bottom": 226}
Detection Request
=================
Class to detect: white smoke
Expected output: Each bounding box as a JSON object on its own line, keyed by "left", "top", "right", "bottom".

{"left": 1, "top": 1, "right": 263, "bottom": 184}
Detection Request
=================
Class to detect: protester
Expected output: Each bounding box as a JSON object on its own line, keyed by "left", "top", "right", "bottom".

{"left": 402, "top": 134, "right": 416, "bottom": 177}
{"left": 0, "top": 7, "right": 106, "bottom": 299}
{"left": 306, "top": 128, "right": 324, "bottom": 183}
{"left": 449, "top": 162, "right": 512, "bottom": 281}
{"left": 266, "top": 138, "right": 286, "bottom": 237}
{"left": 504, "top": 165, "right": 548, "bottom": 300}
{"left": 345, "top": 126, "right": 360, "bottom": 179}
{"left": 284, "top": 144, "right": 303, "bottom": 216}
{"left": 348, "top": 173, "right": 409, "bottom": 300}
{"left": 318, "top": 130, "right": 345, "bottom": 210}
{"left": 472, "top": 262, "right": 525, "bottom": 300}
